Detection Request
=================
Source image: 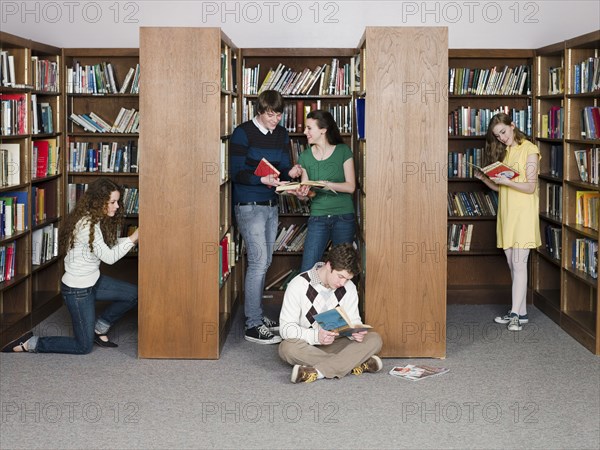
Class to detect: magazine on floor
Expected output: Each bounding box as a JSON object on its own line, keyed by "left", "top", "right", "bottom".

{"left": 389, "top": 364, "right": 449, "bottom": 381}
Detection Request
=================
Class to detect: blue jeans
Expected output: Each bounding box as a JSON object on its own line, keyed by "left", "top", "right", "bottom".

{"left": 31, "top": 275, "right": 138, "bottom": 354}
{"left": 235, "top": 204, "right": 278, "bottom": 328}
{"left": 300, "top": 213, "right": 356, "bottom": 272}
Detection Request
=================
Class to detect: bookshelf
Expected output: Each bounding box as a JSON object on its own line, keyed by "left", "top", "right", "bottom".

{"left": 447, "top": 49, "right": 535, "bottom": 304}
{"left": 138, "top": 27, "right": 241, "bottom": 359}
{"left": 0, "top": 32, "right": 63, "bottom": 347}
{"left": 239, "top": 48, "right": 357, "bottom": 304}
{"left": 533, "top": 30, "right": 600, "bottom": 355}
{"left": 358, "top": 27, "right": 448, "bottom": 357}
{"left": 62, "top": 48, "right": 140, "bottom": 284}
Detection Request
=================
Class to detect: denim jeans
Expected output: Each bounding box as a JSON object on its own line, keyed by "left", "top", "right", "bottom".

{"left": 31, "top": 275, "right": 138, "bottom": 354}
{"left": 235, "top": 204, "right": 278, "bottom": 328}
{"left": 300, "top": 213, "right": 356, "bottom": 272}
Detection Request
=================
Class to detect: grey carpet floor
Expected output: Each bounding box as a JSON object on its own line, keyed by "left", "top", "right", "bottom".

{"left": 1, "top": 303, "right": 599, "bottom": 449}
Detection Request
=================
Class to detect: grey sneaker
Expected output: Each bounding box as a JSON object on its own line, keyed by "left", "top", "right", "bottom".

{"left": 507, "top": 314, "right": 523, "bottom": 331}
{"left": 495, "top": 310, "right": 529, "bottom": 324}
{"left": 245, "top": 324, "right": 282, "bottom": 344}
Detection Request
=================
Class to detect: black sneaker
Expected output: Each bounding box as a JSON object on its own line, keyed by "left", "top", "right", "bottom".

{"left": 245, "top": 324, "right": 282, "bottom": 344}
{"left": 262, "top": 316, "right": 279, "bottom": 332}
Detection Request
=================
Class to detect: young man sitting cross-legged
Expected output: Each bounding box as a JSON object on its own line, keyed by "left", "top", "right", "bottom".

{"left": 278, "top": 243, "right": 383, "bottom": 383}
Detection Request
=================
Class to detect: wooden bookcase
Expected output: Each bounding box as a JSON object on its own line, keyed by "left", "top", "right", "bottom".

{"left": 62, "top": 48, "right": 140, "bottom": 284}
{"left": 533, "top": 30, "right": 600, "bottom": 354}
{"left": 358, "top": 27, "right": 448, "bottom": 357}
{"left": 0, "top": 32, "right": 63, "bottom": 347}
{"left": 239, "top": 47, "right": 356, "bottom": 305}
{"left": 138, "top": 27, "right": 241, "bottom": 358}
{"left": 447, "top": 49, "right": 535, "bottom": 304}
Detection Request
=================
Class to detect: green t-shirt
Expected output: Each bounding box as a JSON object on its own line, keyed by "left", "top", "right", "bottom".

{"left": 298, "top": 143, "right": 355, "bottom": 216}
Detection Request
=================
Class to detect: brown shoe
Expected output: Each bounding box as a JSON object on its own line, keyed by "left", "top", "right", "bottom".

{"left": 352, "top": 355, "right": 383, "bottom": 375}
{"left": 291, "top": 365, "right": 318, "bottom": 383}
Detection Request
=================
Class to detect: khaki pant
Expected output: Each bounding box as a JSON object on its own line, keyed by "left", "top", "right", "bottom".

{"left": 278, "top": 332, "right": 383, "bottom": 379}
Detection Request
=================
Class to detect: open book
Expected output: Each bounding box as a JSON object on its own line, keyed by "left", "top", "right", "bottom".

{"left": 275, "top": 180, "right": 337, "bottom": 194}
{"left": 468, "top": 161, "right": 519, "bottom": 179}
{"left": 313, "top": 305, "right": 371, "bottom": 337}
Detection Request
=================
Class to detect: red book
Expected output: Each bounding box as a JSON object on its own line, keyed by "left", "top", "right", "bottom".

{"left": 34, "top": 140, "right": 49, "bottom": 179}
{"left": 254, "top": 158, "right": 280, "bottom": 177}
{"left": 296, "top": 100, "right": 304, "bottom": 133}
{"left": 468, "top": 161, "right": 520, "bottom": 179}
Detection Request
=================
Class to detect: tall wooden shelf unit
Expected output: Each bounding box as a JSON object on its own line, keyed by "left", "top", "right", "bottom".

{"left": 447, "top": 49, "right": 534, "bottom": 304}
{"left": 239, "top": 47, "right": 356, "bottom": 304}
{"left": 0, "top": 32, "right": 63, "bottom": 347}
{"left": 62, "top": 48, "right": 140, "bottom": 284}
{"left": 138, "top": 28, "right": 241, "bottom": 358}
{"left": 358, "top": 27, "right": 448, "bottom": 357}
{"left": 533, "top": 30, "right": 600, "bottom": 355}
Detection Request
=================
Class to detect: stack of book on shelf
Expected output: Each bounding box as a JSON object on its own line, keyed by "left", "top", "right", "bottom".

{"left": 274, "top": 222, "right": 307, "bottom": 252}
{"left": 30, "top": 56, "right": 60, "bottom": 92}
{"left": 32, "top": 138, "right": 60, "bottom": 179}
{"left": 546, "top": 184, "right": 562, "bottom": 219}
{"left": 449, "top": 105, "right": 532, "bottom": 137}
{"left": 67, "top": 61, "right": 140, "bottom": 94}
{"left": 573, "top": 56, "right": 600, "bottom": 94}
{"left": 448, "top": 148, "right": 484, "bottom": 178}
{"left": 0, "top": 50, "right": 18, "bottom": 87}
{"left": 447, "top": 223, "right": 474, "bottom": 252}
{"left": 121, "top": 187, "right": 139, "bottom": 215}
{"left": 31, "top": 94, "right": 54, "bottom": 134}
{"left": 549, "top": 145, "right": 564, "bottom": 178}
{"left": 69, "top": 108, "right": 139, "bottom": 134}
{"left": 0, "top": 143, "right": 20, "bottom": 186}
{"left": 0, "top": 242, "right": 16, "bottom": 282}
{"left": 31, "top": 223, "right": 58, "bottom": 266}
{"left": 0, "top": 93, "right": 28, "bottom": 135}
{"left": 574, "top": 148, "right": 600, "bottom": 184}
{"left": 447, "top": 191, "right": 498, "bottom": 217}
{"left": 548, "top": 66, "right": 565, "bottom": 95}
{"left": 580, "top": 106, "right": 600, "bottom": 140}
{"left": 0, "top": 192, "right": 27, "bottom": 237}
{"left": 219, "top": 231, "right": 237, "bottom": 285}
{"left": 575, "top": 191, "right": 600, "bottom": 230}
{"left": 265, "top": 268, "right": 300, "bottom": 291}
{"left": 68, "top": 141, "right": 138, "bottom": 173}
{"left": 572, "top": 238, "right": 598, "bottom": 279}
{"left": 540, "top": 106, "right": 564, "bottom": 139}
{"left": 448, "top": 64, "right": 531, "bottom": 96}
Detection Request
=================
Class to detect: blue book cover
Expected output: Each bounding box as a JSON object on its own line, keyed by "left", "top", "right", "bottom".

{"left": 313, "top": 306, "right": 372, "bottom": 337}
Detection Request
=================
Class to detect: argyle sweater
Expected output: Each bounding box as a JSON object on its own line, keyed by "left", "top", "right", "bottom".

{"left": 279, "top": 263, "right": 363, "bottom": 345}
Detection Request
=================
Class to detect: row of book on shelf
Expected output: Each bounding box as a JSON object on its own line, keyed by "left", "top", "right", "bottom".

{"left": 32, "top": 222, "right": 58, "bottom": 266}
{"left": 244, "top": 57, "right": 359, "bottom": 96}
{"left": 0, "top": 187, "right": 50, "bottom": 235}
{"left": 543, "top": 225, "right": 561, "bottom": 261}
{"left": 68, "top": 140, "right": 138, "bottom": 173}
{"left": 448, "top": 106, "right": 532, "bottom": 137}
{"left": 69, "top": 107, "right": 139, "bottom": 134}
{"left": 545, "top": 184, "right": 562, "bottom": 220}
{"left": 67, "top": 183, "right": 138, "bottom": 215}
{"left": 448, "top": 64, "right": 531, "bottom": 96}
{"left": 448, "top": 191, "right": 498, "bottom": 217}
{"left": 447, "top": 223, "right": 473, "bottom": 252}
{"left": 572, "top": 237, "right": 598, "bottom": 279}
{"left": 448, "top": 148, "right": 483, "bottom": 178}
{"left": 0, "top": 93, "right": 55, "bottom": 136}
{"left": 575, "top": 190, "right": 600, "bottom": 230}
{"left": 66, "top": 61, "right": 140, "bottom": 95}
{"left": 1, "top": 51, "right": 60, "bottom": 92}
{"left": 0, "top": 242, "right": 16, "bottom": 282}
{"left": 1, "top": 139, "right": 61, "bottom": 187}
{"left": 574, "top": 147, "right": 600, "bottom": 184}
{"left": 573, "top": 56, "right": 600, "bottom": 94}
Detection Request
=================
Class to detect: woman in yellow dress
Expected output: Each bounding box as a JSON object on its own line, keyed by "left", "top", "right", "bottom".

{"left": 475, "top": 113, "right": 541, "bottom": 331}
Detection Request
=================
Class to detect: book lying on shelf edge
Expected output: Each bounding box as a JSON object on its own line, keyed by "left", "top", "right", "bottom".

{"left": 275, "top": 180, "right": 337, "bottom": 194}
{"left": 468, "top": 161, "right": 519, "bottom": 179}
{"left": 254, "top": 157, "right": 280, "bottom": 177}
{"left": 389, "top": 365, "right": 449, "bottom": 381}
{"left": 313, "top": 305, "right": 372, "bottom": 337}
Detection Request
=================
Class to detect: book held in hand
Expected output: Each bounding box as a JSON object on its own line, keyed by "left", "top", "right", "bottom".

{"left": 276, "top": 180, "right": 337, "bottom": 194}
{"left": 254, "top": 157, "right": 280, "bottom": 177}
{"left": 389, "top": 365, "right": 449, "bottom": 381}
{"left": 468, "top": 161, "right": 519, "bottom": 179}
{"left": 313, "top": 305, "right": 372, "bottom": 337}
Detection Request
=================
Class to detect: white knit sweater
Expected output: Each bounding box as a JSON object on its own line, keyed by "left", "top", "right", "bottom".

{"left": 62, "top": 218, "right": 136, "bottom": 288}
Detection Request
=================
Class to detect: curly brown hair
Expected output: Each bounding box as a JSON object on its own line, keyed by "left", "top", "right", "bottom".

{"left": 484, "top": 112, "right": 527, "bottom": 165}
{"left": 326, "top": 243, "right": 359, "bottom": 276}
{"left": 59, "top": 178, "right": 124, "bottom": 253}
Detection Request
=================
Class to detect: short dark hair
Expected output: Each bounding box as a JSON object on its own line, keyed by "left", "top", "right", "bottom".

{"left": 326, "top": 243, "right": 359, "bottom": 276}
{"left": 257, "top": 90, "right": 284, "bottom": 114}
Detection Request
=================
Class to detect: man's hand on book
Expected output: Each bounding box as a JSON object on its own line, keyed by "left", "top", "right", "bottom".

{"left": 318, "top": 328, "right": 338, "bottom": 345}
{"left": 351, "top": 330, "right": 368, "bottom": 342}
{"left": 260, "top": 174, "right": 281, "bottom": 187}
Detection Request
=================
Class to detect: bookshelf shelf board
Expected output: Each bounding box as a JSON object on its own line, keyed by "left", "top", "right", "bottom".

{"left": 536, "top": 249, "right": 562, "bottom": 267}
{"left": 0, "top": 273, "right": 29, "bottom": 291}
{"left": 536, "top": 94, "right": 565, "bottom": 100}
{"left": 564, "top": 266, "right": 598, "bottom": 287}
{"left": 538, "top": 174, "right": 563, "bottom": 184}
{"left": 563, "top": 223, "right": 598, "bottom": 239}
{"left": 449, "top": 95, "right": 531, "bottom": 99}
{"left": 31, "top": 257, "right": 61, "bottom": 274}
{"left": 447, "top": 216, "right": 497, "bottom": 221}
{"left": 539, "top": 212, "right": 562, "bottom": 226}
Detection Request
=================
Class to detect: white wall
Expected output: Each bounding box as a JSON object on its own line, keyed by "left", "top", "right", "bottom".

{"left": 1, "top": 1, "right": 598, "bottom": 49}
